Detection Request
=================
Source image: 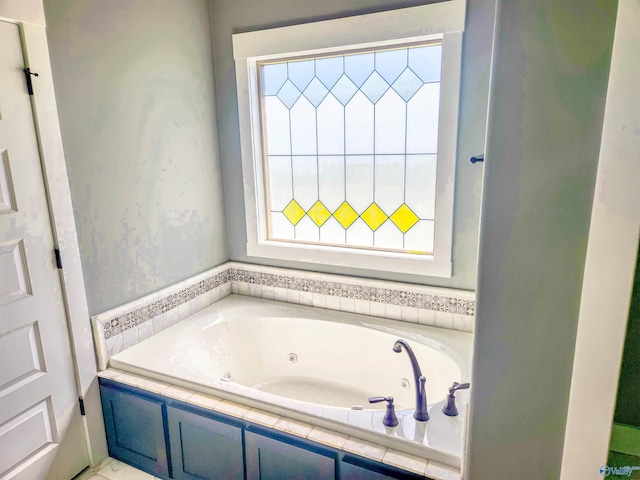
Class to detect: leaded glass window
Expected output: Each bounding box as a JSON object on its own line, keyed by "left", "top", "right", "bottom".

{"left": 259, "top": 43, "right": 442, "bottom": 255}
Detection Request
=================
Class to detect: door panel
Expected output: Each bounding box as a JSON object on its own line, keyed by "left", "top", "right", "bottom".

{"left": 0, "top": 19, "right": 88, "bottom": 480}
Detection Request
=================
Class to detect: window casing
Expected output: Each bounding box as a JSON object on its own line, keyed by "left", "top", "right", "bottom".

{"left": 233, "top": 2, "right": 465, "bottom": 277}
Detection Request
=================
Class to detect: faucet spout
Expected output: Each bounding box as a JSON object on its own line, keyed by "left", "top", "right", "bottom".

{"left": 393, "top": 339, "right": 429, "bottom": 421}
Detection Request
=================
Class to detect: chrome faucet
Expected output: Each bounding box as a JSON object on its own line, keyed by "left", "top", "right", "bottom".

{"left": 393, "top": 339, "right": 429, "bottom": 421}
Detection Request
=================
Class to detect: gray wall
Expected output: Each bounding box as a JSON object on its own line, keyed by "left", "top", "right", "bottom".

{"left": 44, "top": 0, "right": 228, "bottom": 315}
{"left": 468, "top": 1, "right": 617, "bottom": 479}
{"left": 210, "top": 0, "right": 495, "bottom": 291}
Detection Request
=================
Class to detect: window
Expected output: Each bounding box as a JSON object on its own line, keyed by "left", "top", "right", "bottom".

{"left": 233, "top": 2, "right": 465, "bottom": 277}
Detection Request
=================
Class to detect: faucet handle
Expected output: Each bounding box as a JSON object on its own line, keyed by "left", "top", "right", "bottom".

{"left": 369, "top": 396, "right": 399, "bottom": 427}
{"left": 448, "top": 381, "right": 470, "bottom": 396}
{"left": 442, "top": 382, "right": 470, "bottom": 417}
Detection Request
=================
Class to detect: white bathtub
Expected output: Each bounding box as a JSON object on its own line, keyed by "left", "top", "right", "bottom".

{"left": 110, "top": 295, "right": 472, "bottom": 466}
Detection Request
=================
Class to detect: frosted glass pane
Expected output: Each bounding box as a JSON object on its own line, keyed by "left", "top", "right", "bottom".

{"left": 345, "top": 156, "right": 373, "bottom": 214}
{"left": 375, "top": 48, "right": 407, "bottom": 84}
{"left": 262, "top": 63, "right": 287, "bottom": 95}
{"left": 320, "top": 217, "right": 346, "bottom": 245}
{"left": 374, "top": 155, "right": 405, "bottom": 214}
{"left": 317, "top": 95, "right": 344, "bottom": 155}
{"left": 331, "top": 75, "right": 358, "bottom": 106}
{"left": 404, "top": 219, "right": 434, "bottom": 253}
{"left": 405, "top": 155, "right": 436, "bottom": 219}
{"left": 276, "top": 79, "right": 302, "bottom": 109}
{"left": 264, "top": 96, "right": 291, "bottom": 155}
{"left": 316, "top": 56, "right": 343, "bottom": 89}
{"left": 408, "top": 45, "right": 442, "bottom": 83}
{"left": 288, "top": 59, "right": 315, "bottom": 91}
{"left": 290, "top": 96, "right": 317, "bottom": 155}
{"left": 270, "top": 212, "right": 294, "bottom": 240}
{"left": 392, "top": 68, "right": 423, "bottom": 101}
{"left": 295, "top": 215, "right": 319, "bottom": 242}
{"left": 346, "top": 218, "right": 373, "bottom": 247}
{"left": 292, "top": 156, "right": 318, "bottom": 211}
{"left": 344, "top": 52, "right": 374, "bottom": 87}
{"left": 345, "top": 91, "right": 374, "bottom": 154}
{"left": 375, "top": 89, "right": 406, "bottom": 154}
{"left": 373, "top": 220, "right": 403, "bottom": 250}
{"left": 318, "top": 156, "right": 345, "bottom": 212}
{"left": 267, "top": 156, "right": 293, "bottom": 210}
{"left": 406, "top": 83, "right": 440, "bottom": 154}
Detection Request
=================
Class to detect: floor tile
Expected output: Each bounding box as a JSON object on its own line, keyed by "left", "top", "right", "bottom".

{"left": 97, "top": 459, "right": 156, "bottom": 480}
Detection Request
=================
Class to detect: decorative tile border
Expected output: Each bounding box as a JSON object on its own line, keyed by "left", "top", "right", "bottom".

{"left": 99, "top": 368, "right": 462, "bottom": 480}
{"left": 92, "top": 261, "right": 475, "bottom": 369}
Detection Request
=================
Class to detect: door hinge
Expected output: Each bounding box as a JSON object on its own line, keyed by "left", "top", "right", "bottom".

{"left": 54, "top": 248, "right": 62, "bottom": 269}
{"left": 23, "top": 68, "right": 39, "bottom": 96}
{"left": 79, "top": 397, "right": 85, "bottom": 416}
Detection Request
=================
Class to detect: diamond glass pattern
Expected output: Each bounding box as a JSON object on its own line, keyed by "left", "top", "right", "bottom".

{"left": 361, "top": 203, "right": 388, "bottom": 231}
{"left": 282, "top": 200, "right": 306, "bottom": 226}
{"left": 276, "top": 79, "right": 302, "bottom": 109}
{"left": 390, "top": 204, "right": 420, "bottom": 233}
{"left": 307, "top": 201, "right": 332, "bottom": 227}
{"left": 333, "top": 202, "right": 359, "bottom": 229}
{"left": 303, "top": 78, "right": 330, "bottom": 107}
{"left": 331, "top": 75, "right": 358, "bottom": 106}
{"left": 360, "top": 71, "right": 389, "bottom": 104}
{"left": 260, "top": 42, "right": 441, "bottom": 254}
{"left": 392, "top": 68, "right": 423, "bottom": 101}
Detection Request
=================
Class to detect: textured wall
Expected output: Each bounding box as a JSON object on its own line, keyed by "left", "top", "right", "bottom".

{"left": 468, "top": 1, "right": 617, "bottom": 479}
{"left": 210, "top": 0, "right": 495, "bottom": 291}
{"left": 44, "top": 0, "right": 228, "bottom": 315}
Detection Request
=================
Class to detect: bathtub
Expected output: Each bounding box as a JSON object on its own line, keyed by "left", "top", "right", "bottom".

{"left": 109, "top": 295, "right": 472, "bottom": 467}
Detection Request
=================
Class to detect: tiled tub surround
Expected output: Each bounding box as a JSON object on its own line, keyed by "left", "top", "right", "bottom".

{"left": 107, "top": 295, "right": 472, "bottom": 471}
{"left": 92, "top": 261, "right": 475, "bottom": 369}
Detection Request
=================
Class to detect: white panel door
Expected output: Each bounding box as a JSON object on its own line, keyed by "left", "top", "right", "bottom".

{"left": 0, "top": 20, "right": 88, "bottom": 480}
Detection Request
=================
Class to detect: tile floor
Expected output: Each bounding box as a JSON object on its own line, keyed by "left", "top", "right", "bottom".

{"left": 73, "top": 458, "right": 158, "bottom": 480}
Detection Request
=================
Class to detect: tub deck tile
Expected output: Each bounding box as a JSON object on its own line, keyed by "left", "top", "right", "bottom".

{"left": 188, "top": 393, "right": 222, "bottom": 410}
{"left": 117, "top": 372, "right": 146, "bottom": 387}
{"left": 215, "top": 400, "right": 251, "bottom": 418}
{"left": 97, "top": 368, "right": 125, "bottom": 380}
{"left": 138, "top": 378, "right": 169, "bottom": 394}
{"left": 424, "top": 460, "right": 462, "bottom": 480}
{"left": 274, "top": 418, "right": 313, "bottom": 438}
{"left": 343, "top": 437, "right": 387, "bottom": 462}
{"left": 382, "top": 449, "right": 428, "bottom": 476}
{"left": 162, "top": 386, "right": 195, "bottom": 402}
{"left": 307, "top": 427, "right": 349, "bottom": 449}
{"left": 244, "top": 408, "right": 280, "bottom": 427}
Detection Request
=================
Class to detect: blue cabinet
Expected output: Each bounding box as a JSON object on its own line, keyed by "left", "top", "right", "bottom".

{"left": 167, "top": 405, "right": 244, "bottom": 480}
{"left": 100, "top": 384, "right": 169, "bottom": 479}
{"left": 245, "top": 429, "right": 336, "bottom": 480}
{"left": 99, "top": 379, "right": 430, "bottom": 480}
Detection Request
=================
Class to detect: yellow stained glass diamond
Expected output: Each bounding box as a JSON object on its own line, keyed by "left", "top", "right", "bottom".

{"left": 361, "top": 203, "right": 388, "bottom": 231}
{"left": 390, "top": 204, "right": 419, "bottom": 233}
{"left": 333, "top": 202, "right": 359, "bottom": 229}
{"left": 307, "top": 201, "right": 331, "bottom": 227}
{"left": 282, "top": 199, "right": 305, "bottom": 226}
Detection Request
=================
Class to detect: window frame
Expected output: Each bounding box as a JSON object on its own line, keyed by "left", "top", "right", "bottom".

{"left": 233, "top": 1, "right": 465, "bottom": 278}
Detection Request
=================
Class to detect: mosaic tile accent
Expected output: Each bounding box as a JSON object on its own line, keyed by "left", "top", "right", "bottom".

{"left": 92, "top": 261, "right": 475, "bottom": 370}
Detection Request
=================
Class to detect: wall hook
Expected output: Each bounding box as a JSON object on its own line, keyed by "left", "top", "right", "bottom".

{"left": 469, "top": 154, "right": 484, "bottom": 164}
{"left": 23, "top": 68, "right": 39, "bottom": 95}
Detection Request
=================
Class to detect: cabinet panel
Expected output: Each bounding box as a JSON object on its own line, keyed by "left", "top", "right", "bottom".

{"left": 100, "top": 384, "right": 169, "bottom": 478}
{"left": 245, "top": 430, "right": 335, "bottom": 480}
{"left": 167, "top": 405, "right": 244, "bottom": 480}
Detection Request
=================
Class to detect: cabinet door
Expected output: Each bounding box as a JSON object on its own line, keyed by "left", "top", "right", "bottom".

{"left": 100, "top": 385, "right": 169, "bottom": 478}
{"left": 340, "top": 456, "right": 426, "bottom": 480}
{"left": 245, "top": 430, "right": 336, "bottom": 480}
{"left": 167, "top": 405, "right": 244, "bottom": 480}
